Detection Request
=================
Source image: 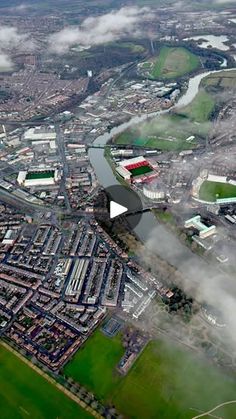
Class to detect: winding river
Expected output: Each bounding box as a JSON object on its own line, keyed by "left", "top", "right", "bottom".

{"left": 89, "top": 67, "right": 234, "bottom": 245}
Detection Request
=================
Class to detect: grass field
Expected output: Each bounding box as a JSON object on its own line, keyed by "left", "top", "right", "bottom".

{"left": 180, "top": 70, "right": 236, "bottom": 123}
{"left": 64, "top": 332, "right": 236, "bottom": 419}
{"left": 26, "top": 170, "right": 55, "bottom": 180}
{"left": 151, "top": 47, "right": 200, "bottom": 79}
{"left": 114, "top": 70, "right": 236, "bottom": 152}
{"left": 0, "top": 344, "right": 91, "bottom": 419}
{"left": 199, "top": 180, "right": 236, "bottom": 202}
{"left": 110, "top": 42, "right": 145, "bottom": 53}
{"left": 153, "top": 209, "right": 175, "bottom": 225}
{"left": 202, "top": 70, "right": 236, "bottom": 89}
{"left": 129, "top": 165, "right": 153, "bottom": 177}
{"left": 179, "top": 90, "right": 215, "bottom": 123}
{"left": 115, "top": 114, "right": 200, "bottom": 151}
{"left": 64, "top": 330, "right": 124, "bottom": 401}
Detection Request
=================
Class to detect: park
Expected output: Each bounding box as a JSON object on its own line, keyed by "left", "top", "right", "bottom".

{"left": 64, "top": 328, "right": 236, "bottom": 419}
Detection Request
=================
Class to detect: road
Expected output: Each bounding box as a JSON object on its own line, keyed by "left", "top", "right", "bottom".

{"left": 0, "top": 187, "right": 52, "bottom": 215}
{"left": 55, "top": 123, "right": 71, "bottom": 211}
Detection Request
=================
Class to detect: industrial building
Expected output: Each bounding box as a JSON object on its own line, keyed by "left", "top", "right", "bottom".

{"left": 23, "top": 126, "right": 57, "bottom": 149}
{"left": 17, "top": 169, "right": 60, "bottom": 187}
{"left": 116, "top": 156, "right": 158, "bottom": 184}
{"left": 185, "top": 215, "right": 216, "bottom": 239}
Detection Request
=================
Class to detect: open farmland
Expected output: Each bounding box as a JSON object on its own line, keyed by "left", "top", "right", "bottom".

{"left": 0, "top": 343, "right": 91, "bottom": 419}
{"left": 150, "top": 47, "right": 200, "bottom": 79}
{"left": 199, "top": 180, "right": 236, "bottom": 202}
{"left": 64, "top": 332, "right": 236, "bottom": 419}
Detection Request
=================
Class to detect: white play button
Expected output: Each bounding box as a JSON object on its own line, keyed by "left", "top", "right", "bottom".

{"left": 110, "top": 201, "right": 128, "bottom": 219}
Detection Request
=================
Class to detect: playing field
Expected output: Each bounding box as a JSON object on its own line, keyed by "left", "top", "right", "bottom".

{"left": 199, "top": 180, "right": 236, "bottom": 202}
{"left": 151, "top": 46, "right": 200, "bottom": 79}
{"left": 26, "top": 171, "right": 55, "bottom": 180}
{"left": 64, "top": 331, "right": 236, "bottom": 419}
{"left": 0, "top": 344, "right": 92, "bottom": 419}
{"left": 129, "top": 165, "right": 153, "bottom": 177}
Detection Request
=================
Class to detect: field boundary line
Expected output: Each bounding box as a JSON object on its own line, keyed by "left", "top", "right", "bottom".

{"left": 0, "top": 340, "right": 103, "bottom": 419}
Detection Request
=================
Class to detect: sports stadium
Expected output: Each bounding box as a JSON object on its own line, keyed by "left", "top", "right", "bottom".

{"left": 115, "top": 156, "right": 158, "bottom": 184}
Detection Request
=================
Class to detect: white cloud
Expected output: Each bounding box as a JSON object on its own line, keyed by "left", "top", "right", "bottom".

{"left": 213, "top": 0, "right": 236, "bottom": 5}
{"left": 48, "top": 6, "right": 152, "bottom": 54}
{"left": 214, "top": 0, "right": 236, "bottom": 3}
{"left": 9, "top": 3, "right": 31, "bottom": 12}
{"left": 0, "top": 25, "right": 33, "bottom": 50}
{"left": 0, "top": 52, "right": 13, "bottom": 70}
{"left": 142, "top": 219, "right": 236, "bottom": 347}
{"left": 0, "top": 25, "right": 34, "bottom": 69}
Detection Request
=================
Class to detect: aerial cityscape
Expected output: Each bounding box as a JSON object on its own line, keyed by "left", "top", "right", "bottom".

{"left": 0, "top": 0, "right": 236, "bottom": 418}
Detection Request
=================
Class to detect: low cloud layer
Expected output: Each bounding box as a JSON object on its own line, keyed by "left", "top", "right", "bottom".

{"left": 142, "top": 217, "right": 236, "bottom": 348}
{"left": 8, "top": 3, "right": 31, "bottom": 13}
{"left": 214, "top": 0, "right": 236, "bottom": 3}
{"left": 0, "top": 52, "right": 13, "bottom": 70}
{"left": 0, "top": 26, "right": 30, "bottom": 49}
{"left": 48, "top": 6, "right": 151, "bottom": 54}
{"left": 0, "top": 25, "right": 33, "bottom": 70}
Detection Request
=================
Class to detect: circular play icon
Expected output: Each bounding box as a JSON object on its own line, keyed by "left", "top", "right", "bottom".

{"left": 93, "top": 185, "right": 143, "bottom": 233}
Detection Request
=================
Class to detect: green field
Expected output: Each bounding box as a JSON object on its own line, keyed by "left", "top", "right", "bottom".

{"left": 115, "top": 114, "right": 200, "bottom": 151}
{"left": 64, "top": 330, "right": 124, "bottom": 400}
{"left": 199, "top": 180, "right": 236, "bottom": 202}
{"left": 64, "top": 331, "right": 236, "bottom": 419}
{"left": 109, "top": 42, "right": 145, "bottom": 53}
{"left": 179, "top": 90, "right": 215, "bottom": 122}
{"left": 153, "top": 208, "right": 175, "bottom": 225}
{"left": 202, "top": 70, "right": 236, "bottom": 89}
{"left": 114, "top": 70, "right": 236, "bottom": 152}
{"left": 129, "top": 165, "right": 153, "bottom": 177}
{"left": 26, "top": 171, "right": 55, "bottom": 180}
{"left": 150, "top": 47, "right": 200, "bottom": 79}
{"left": 180, "top": 70, "right": 236, "bottom": 123}
{"left": 0, "top": 344, "right": 91, "bottom": 419}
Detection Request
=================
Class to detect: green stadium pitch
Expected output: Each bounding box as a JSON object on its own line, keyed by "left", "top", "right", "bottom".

{"left": 130, "top": 165, "right": 153, "bottom": 177}
{"left": 199, "top": 181, "right": 236, "bottom": 202}
{"left": 26, "top": 170, "right": 55, "bottom": 180}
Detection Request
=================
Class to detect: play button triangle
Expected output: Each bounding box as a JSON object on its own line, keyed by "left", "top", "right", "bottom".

{"left": 110, "top": 201, "right": 128, "bottom": 219}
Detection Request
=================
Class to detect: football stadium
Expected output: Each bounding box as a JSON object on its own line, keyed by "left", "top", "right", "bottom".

{"left": 115, "top": 156, "right": 158, "bottom": 184}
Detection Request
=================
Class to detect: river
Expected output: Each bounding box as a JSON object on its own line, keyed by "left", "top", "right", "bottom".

{"left": 89, "top": 67, "right": 234, "bottom": 245}
{"left": 183, "top": 35, "right": 230, "bottom": 51}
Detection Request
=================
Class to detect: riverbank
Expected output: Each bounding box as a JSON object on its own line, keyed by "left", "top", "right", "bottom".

{"left": 89, "top": 67, "right": 236, "bottom": 244}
